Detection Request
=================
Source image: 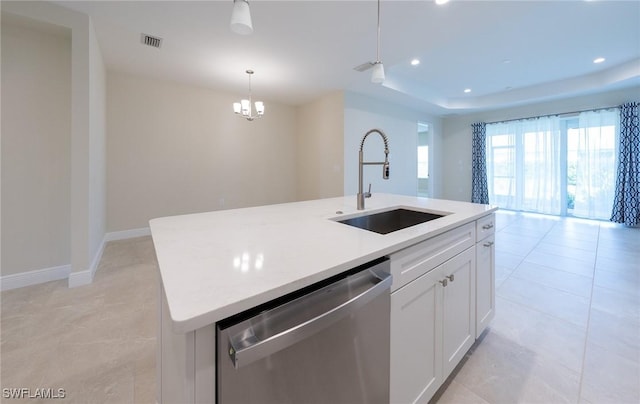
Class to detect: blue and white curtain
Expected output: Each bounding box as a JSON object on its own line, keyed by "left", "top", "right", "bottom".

{"left": 611, "top": 102, "right": 640, "bottom": 226}
{"left": 471, "top": 122, "right": 489, "bottom": 204}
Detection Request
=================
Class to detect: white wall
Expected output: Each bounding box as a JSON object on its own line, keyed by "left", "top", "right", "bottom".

{"left": 296, "top": 91, "right": 344, "bottom": 201}
{"left": 106, "top": 71, "right": 298, "bottom": 232}
{"left": 441, "top": 86, "right": 640, "bottom": 202}
{"left": 344, "top": 91, "right": 444, "bottom": 200}
{"left": 88, "top": 22, "right": 107, "bottom": 273}
{"left": 1, "top": 1, "right": 107, "bottom": 288}
{"left": 1, "top": 16, "right": 72, "bottom": 276}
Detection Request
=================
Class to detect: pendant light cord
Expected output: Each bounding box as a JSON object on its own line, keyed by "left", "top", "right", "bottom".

{"left": 376, "top": 0, "right": 381, "bottom": 63}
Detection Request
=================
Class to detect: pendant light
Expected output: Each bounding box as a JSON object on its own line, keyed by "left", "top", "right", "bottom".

{"left": 230, "top": 0, "right": 253, "bottom": 35}
{"left": 371, "top": 0, "right": 385, "bottom": 84}
{"left": 233, "top": 70, "right": 264, "bottom": 121}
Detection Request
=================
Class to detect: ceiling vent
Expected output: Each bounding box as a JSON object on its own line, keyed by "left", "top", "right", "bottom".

{"left": 141, "top": 33, "right": 163, "bottom": 49}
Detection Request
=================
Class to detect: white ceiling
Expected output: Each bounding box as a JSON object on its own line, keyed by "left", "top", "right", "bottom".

{"left": 53, "top": 0, "right": 640, "bottom": 116}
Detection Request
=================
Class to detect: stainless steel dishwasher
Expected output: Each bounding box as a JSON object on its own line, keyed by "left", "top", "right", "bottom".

{"left": 216, "top": 257, "right": 392, "bottom": 404}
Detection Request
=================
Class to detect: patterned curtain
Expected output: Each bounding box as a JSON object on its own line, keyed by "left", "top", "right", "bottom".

{"left": 610, "top": 102, "right": 640, "bottom": 226}
{"left": 471, "top": 122, "right": 489, "bottom": 204}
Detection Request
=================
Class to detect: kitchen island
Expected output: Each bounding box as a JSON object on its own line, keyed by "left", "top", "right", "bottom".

{"left": 151, "top": 194, "right": 497, "bottom": 403}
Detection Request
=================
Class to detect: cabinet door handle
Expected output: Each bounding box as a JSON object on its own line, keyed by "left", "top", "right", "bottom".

{"left": 483, "top": 241, "right": 494, "bottom": 247}
{"left": 446, "top": 274, "right": 454, "bottom": 282}
{"left": 439, "top": 279, "right": 448, "bottom": 287}
{"left": 482, "top": 223, "right": 494, "bottom": 230}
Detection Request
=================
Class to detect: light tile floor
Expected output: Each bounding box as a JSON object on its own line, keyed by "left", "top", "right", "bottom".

{"left": 1, "top": 237, "right": 157, "bottom": 403}
{"left": 1, "top": 211, "right": 638, "bottom": 403}
{"left": 435, "top": 211, "right": 640, "bottom": 404}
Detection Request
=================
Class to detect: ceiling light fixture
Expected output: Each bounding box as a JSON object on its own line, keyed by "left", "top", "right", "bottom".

{"left": 593, "top": 57, "right": 606, "bottom": 64}
{"left": 230, "top": 0, "right": 253, "bottom": 35}
{"left": 411, "top": 59, "right": 420, "bottom": 66}
{"left": 464, "top": 88, "right": 471, "bottom": 93}
{"left": 233, "top": 70, "right": 264, "bottom": 121}
{"left": 435, "top": 0, "right": 450, "bottom": 4}
{"left": 371, "top": 0, "right": 385, "bottom": 84}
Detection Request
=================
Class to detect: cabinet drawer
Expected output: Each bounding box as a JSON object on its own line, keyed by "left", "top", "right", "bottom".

{"left": 390, "top": 222, "right": 475, "bottom": 292}
{"left": 476, "top": 214, "right": 495, "bottom": 241}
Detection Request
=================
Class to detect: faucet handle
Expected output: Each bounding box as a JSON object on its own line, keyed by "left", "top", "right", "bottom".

{"left": 364, "top": 183, "right": 372, "bottom": 198}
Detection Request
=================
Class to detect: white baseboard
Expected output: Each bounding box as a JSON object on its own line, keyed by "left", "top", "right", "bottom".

{"left": 4, "top": 227, "right": 151, "bottom": 290}
{"left": 104, "top": 227, "right": 151, "bottom": 242}
{"left": 67, "top": 268, "right": 93, "bottom": 288}
{"left": 1, "top": 264, "right": 71, "bottom": 291}
{"left": 67, "top": 234, "right": 107, "bottom": 288}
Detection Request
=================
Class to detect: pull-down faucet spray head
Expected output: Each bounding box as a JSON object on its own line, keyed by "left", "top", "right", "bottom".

{"left": 358, "top": 129, "right": 391, "bottom": 209}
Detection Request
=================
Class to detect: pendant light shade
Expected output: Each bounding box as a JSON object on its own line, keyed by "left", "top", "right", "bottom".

{"left": 371, "top": 62, "right": 385, "bottom": 84}
{"left": 372, "top": 0, "right": 384, "bottom": 84}
{"left": 230, "top": 0, "right": 253, "bottom": 35}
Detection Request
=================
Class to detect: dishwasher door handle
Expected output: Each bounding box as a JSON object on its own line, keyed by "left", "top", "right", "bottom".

{"left": 228, "top": 267, "right": 392, "bottom": 369}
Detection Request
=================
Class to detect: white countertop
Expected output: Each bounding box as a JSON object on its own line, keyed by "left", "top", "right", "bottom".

{"left": 150, "top": 194, "right": 497, "bottom": 333}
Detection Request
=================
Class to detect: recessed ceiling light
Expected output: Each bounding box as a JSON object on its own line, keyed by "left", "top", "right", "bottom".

{"left": 464, "top": 88, "right": 471, "bottom": 93}
{"left": 593, "top": 57, "right": 605, "bottom": 64}
{"left": 435, "top": 0, "right": 450, "bottom": 4}
{"left": 410, "top": 59, "right": 420, "bottom": 66}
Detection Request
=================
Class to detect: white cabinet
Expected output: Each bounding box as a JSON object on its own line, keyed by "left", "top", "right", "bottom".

{"left": 389, "top": 222, "right": 475, "bottom": 292}
{"left": 390, "top": 261, "right": 441, "bottom": 404}
{"left": 390, "top": 214, "right": 495, "bottom": 404}
{"left": 441, "top": 248, "right": 476, "bottom": 378}
{"left": 390, "top": 246, "right": 476, "bottom": 403}
{"left": 475, "top": 214, "right": 496, "bottom": 337}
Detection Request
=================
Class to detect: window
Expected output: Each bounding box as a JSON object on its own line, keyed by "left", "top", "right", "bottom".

{"left": 417, "top": 145, "right": 429, "bottom": 179}
{"left": 486, "top": 109, "right": 619, "bottom": 220}
{"left": 417, "top": 122, "right": 430, "bottom": 197}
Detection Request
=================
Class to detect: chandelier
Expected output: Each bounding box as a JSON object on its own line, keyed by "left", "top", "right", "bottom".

{"left": 233, "top": 70, "right": 264, "bottom": 121}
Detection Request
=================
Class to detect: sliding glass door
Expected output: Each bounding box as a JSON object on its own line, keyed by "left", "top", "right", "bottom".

{"left": 486, "top": 109, "right": 619, "bottom": 220}
{"left": 569, "top": 111, "right": 619, "bottom": 219}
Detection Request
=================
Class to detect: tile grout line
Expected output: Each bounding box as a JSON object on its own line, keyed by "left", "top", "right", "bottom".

{"left": 575, "top": 221, "right": 600, "bottom": 404}
{"left": 499, "top": 215, "right": 560, "bottom": 286}
{"left": 496, "top": 218, "right": 596, "bottom": 330}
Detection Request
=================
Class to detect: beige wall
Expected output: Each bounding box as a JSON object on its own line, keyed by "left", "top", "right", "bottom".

{"left": 106, "top": 71, "right": 298, "bottom": 232}
{"left": 295, "top": 91, "right": 345, "bottom": 201}
{"left": 1, "top": 16, "right": 72, "bottom": 276}
{"left": 441, "top": 87, "right": 640, "bottom": 202}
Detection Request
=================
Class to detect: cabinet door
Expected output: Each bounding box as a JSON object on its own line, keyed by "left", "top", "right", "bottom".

{"left": 476, "top": 234, "right": 495, "bottom": 338}
{"left": 390, "top": 267, "right": 443, "bottom": 404}
{"left": 441, "top": 247, "right": 476, "bottom": 378}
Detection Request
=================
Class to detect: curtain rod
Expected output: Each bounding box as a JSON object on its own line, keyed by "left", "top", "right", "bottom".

{"left": 484, "top": 105, "right": 620, "bottom": 125}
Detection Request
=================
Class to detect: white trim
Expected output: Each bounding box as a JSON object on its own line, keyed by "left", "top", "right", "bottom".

{"left": 68, "top": 227, "right": 150, "bottom": 288}
{"left": 67, "top": 235, "right": 107, "bottom": 288}
{"left": 2, "top": 227, "right": 151, "bottom": 290}
{"left": 105, "top": 227, "right": 151, "bottom": 242}
{"left": 1, "top": 265, "right": 71, "bottom": 291}
{"left": 67, "top": 269, "right": 93, "bottom": 288}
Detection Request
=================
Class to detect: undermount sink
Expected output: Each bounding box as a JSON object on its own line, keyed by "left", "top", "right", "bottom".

{"left": 336, "top": 208, "right": 449, "bottom": 235}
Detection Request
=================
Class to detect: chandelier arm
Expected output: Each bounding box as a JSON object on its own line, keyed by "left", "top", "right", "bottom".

{"left": 234, "top": 69, "right": 263, "bottom": 121}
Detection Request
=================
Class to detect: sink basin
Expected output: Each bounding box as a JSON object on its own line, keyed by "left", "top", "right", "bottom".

{"left": 336, "top": 208, "right": 448, "bottom": 235}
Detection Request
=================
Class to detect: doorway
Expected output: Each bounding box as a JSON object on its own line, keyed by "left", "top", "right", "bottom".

{"left": 417, "top": 122, "right": 431, "bottom": 197}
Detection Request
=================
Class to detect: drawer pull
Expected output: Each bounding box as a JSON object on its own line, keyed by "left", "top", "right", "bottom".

{"left": 483, "top": 241, "right": 494, "bottom": 247}
{"left": 482, "top": 224, "right": 494, "bottom": 230}
{"left": 439, "top": 279, "right": 448, "bottom": 287}
{"left": 446, "top": 274, "right": 455, "bottom": 282}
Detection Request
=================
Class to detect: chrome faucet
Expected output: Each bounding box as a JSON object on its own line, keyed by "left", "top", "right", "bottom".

{"left": 358, "top": 129, "right": 390, "bottom": 210}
